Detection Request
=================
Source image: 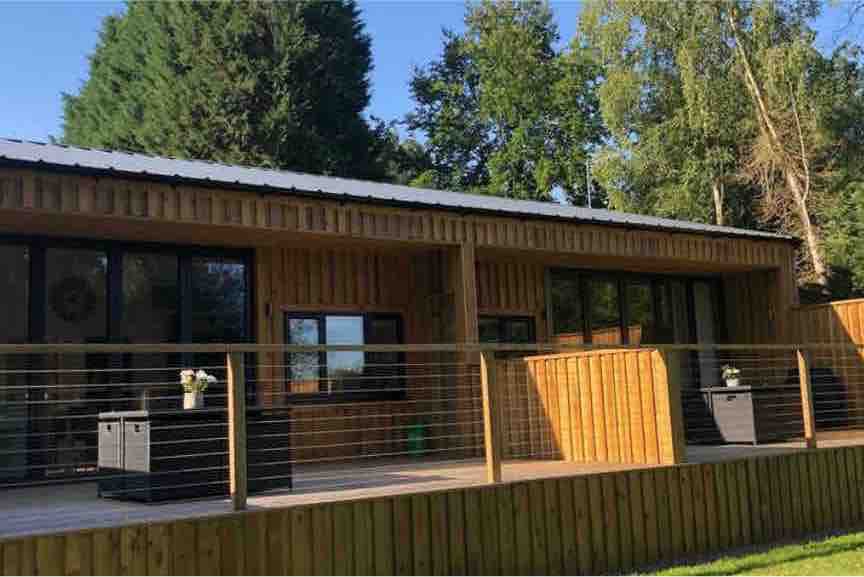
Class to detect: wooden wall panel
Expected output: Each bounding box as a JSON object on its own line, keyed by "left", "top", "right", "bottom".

{"left": 6, "top": 446, "right": 864, "bottom": 575}
{"left": 0, "top": 169, "right": 796, "bottom": 272}
{"left": 253, "top": 245, "right": 483, "bottom": 462}
{"left": 510, "top": 349, "right": 686, "bottom": 466}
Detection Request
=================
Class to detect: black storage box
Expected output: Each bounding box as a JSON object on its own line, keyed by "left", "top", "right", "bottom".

{"left": 698, "top": 385, "right": 803, "bottom": 445}
{"left": 97, "top": 408, "right": 292, "bottom": 502}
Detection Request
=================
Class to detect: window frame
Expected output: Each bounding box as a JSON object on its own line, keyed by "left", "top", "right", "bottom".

{"left": 547, "top": 267, "right": 727, "bottom": 345}
{"left": 0, "top": 234, "right": 253, "bottom": 345}
{"left": 283, "top": 311, "right": 406, "bottom": 404}
{"left": 478, "top": 315, "right": 537, "bottom": 344}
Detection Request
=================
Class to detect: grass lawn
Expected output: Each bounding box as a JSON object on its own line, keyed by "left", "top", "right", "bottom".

{"left": 655, "top": 531, "right": 864, "bottom": 576}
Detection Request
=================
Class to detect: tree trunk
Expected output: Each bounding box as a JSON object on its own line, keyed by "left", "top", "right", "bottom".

{"left": 712, "top": 179, "right": 725, "bottom": 227}
{"left": 786, "top": 171, "right": 829, "bottom": 287}
{"left": 726, "top": 9, "right": 828, "bottom": 287}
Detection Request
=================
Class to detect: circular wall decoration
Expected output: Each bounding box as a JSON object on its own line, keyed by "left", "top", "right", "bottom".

{"left": 50, "top": 276, "right": 96, "bottom": 323}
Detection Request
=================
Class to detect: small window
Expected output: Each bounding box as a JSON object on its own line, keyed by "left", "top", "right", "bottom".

{"left": 549, "top": 270, "right": 586, "bottom": 342}
{"left": 479, "top": 316, "right": 536, "bottom": 357}
{"left": 479, "top": 316, "right": 536, "bottom": 344}
{"left": 284, "top": 312, "right": 404, "bottom": 400}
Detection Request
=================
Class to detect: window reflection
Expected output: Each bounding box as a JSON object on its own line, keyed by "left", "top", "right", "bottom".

{"left": 549, "top": 270, "right": 586, "bottom": 343}
{"left": 626, "top": 282, "right": 654, "bottom": 344}
{"left": 45, "top": 248, "right": 107, "bottom": 342}
{"left": 590, "top": 278, "right": 621, "bottom": 344}
{"left": 186, "top": 257, "right": 247, "bottom": 342}
{"left": 121, "top": 253, "right": 179, "bottom": 342}
{"left": 287, "top": 318, "right": 321, "bottom": 393}
{"left": 326, "top": 316, "right": 364, "bottom": 392}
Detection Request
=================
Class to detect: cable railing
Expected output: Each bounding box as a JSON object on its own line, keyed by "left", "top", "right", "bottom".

{"left": 2, "top": 341, "right": 864, "bottom": 536}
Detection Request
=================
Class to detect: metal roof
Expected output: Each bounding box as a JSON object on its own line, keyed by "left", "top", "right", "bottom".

{"left": 0, "top": 138, "right": 792, "bottom": 241}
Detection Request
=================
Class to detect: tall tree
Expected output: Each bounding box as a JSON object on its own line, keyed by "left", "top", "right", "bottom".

{"left": 63, "top": 0, "right": 386, "bottom": 179}
{"left": 582, "top": 0, "right": 863, "bottom": 289}
{"left": 406, "top": 0, "right": 604, "bottom": 200}
{"left": 580, "top": 0, "right": 756, "bottom": 227}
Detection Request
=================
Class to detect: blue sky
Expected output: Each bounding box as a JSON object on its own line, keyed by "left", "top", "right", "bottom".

{"left": 0, "top": 1, "right": 858, "bottom": 143}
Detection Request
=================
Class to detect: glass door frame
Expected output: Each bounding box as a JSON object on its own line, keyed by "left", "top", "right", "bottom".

{"left": 0, "top": 233, "right": 254, "bottom": 482}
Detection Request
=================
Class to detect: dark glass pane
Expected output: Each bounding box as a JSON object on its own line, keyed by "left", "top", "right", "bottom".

{"left": 186, "top": 257, "right": 247, "bottom": 342}
{"left": 626, "top": 282, "right": 654, "bottom": 344}
{"left": 478, "top": 317, "right": 502, "bottom": 343}
{"left": 0, "top": 245, "right": 28, "bottom": 343}
{"left": 120, "top": 253, "right": 181, "bottom": 410}
{"left": 503, "top": 318, "right": 534, "bottom": 343}
{"left": 286, "top": 317, "right": 320, "bottom": 393}
{"left": 45, "top": 248, "right": 107, "bottom": 342}
{"left": 0, "top": 245, "right": 28, "bottom": 479}
{"left": 549, "top": 270, "right": 586, "bottom": 342}
{"left": 590, "top": 278, "right": 622, "bottom": 344}
{"left": 42, "top": 248, "right": 108, "bottom": 478}
{"left": 325, "top": 316, "right": 364, "bottom": 393}
{"left": 366, "top": 316, "right": 402, "bottom": 391}
{"left": 121, "top": 253, "right": 179, "bottom": 342}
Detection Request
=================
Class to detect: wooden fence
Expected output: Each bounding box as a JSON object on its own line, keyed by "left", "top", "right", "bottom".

{"left": 3, "top": 444, "right": 864, "bottom": 575}
{"left": 791, "top": 299, "right": 864, "bottom": 426}
{"left": 514, "top": 349, "right": 685, "bottom": 466}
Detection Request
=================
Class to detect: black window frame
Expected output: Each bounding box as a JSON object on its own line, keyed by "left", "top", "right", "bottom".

{"left": 283, "top": 311, "right": 406, "bottom": 404}
{"left": 0, "top": 234, "right": 253, "bottom": 346}
{"left": 478, "top": 315, "right": 536, "bottom": 344}
{"left": 547, "top": 267, "right": 726, "bottom": 345}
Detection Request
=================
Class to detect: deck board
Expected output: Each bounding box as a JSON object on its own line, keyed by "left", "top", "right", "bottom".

{"left": 2, "top": 437, "right": 863, "bottom": 540}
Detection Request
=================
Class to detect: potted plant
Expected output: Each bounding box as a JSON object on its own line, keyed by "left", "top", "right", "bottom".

{"left": 721, "top": 364, "right": 741, "bottom": 387}
{"left": 180, "top": 369, "right": 217, "bottom": 409}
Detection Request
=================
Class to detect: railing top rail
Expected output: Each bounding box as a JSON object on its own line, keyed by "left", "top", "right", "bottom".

{"left": 0, "top": 342, "right": 860, "bottom": 355}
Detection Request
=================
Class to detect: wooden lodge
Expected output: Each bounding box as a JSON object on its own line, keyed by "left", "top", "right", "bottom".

{"left": 8, "top": 139, "right": 864, "bottom": 576}
{"left": 0, "top": 138, "right": 806, "bottom": 482}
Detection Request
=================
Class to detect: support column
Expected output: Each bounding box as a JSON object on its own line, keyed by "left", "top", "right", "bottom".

{"left": 450, "top": 242, "right": 479, "bottom": 346}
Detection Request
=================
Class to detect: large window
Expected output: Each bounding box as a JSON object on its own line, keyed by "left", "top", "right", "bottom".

{"left": 548, "top": 268, "right": 721, "bottom": 345}
{"left": 0, "top": 240, "right": 250, "bottom": 345}
{"left": 285, "top": 312, "right": 404, "bottom": 400}
{"left": 0, "top": 238, "right": 251, "bottom": 480}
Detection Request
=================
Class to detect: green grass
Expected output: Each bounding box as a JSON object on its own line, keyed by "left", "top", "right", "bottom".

{"left": 655, "top": 531, "right": 864, "bottom": 576}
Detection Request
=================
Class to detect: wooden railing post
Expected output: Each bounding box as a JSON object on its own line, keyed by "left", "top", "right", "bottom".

{"left": 227, "top": 351, "right": 248, "bottom": 510}
{"left": 797, "top": 348, "right": 818, "bottom": 449}
{"left": 480, "top": 351, "right": 502, "bottom": 483}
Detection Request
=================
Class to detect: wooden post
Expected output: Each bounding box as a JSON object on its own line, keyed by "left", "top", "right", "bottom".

{"left": 480, "top": 352, "right": 502, "bottom": 483}
{"left": 797, "top": 348, "right": 818, "bottom": 449}
{"left": 227, "top": 351, "right": 248, "bottom": 510}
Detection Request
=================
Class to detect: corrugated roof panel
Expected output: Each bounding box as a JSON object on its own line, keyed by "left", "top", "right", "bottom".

{"left": 0, "top": 138, "right": 792, "bottom": 241}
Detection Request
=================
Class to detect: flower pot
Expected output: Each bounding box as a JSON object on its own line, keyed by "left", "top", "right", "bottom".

{"left": 183, "top": 391, "right": 204, "bottom": 410}
{"left": 725, "top": 378, "right": 740, "bottom": 388}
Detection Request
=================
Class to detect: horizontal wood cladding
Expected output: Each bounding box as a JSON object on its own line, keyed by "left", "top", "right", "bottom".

{"left": 4, "top": 446, "right": 864, "bottom": 575}
{"left": 0, "top": 168, "right": 793, "bottom": 268}
{"left": 518, "top": 349, "right": 685, "bottom": 466}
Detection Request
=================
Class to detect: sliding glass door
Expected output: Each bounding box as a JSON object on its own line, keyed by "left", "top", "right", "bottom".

{"left": 0, "top": 237, "right": 251, "bottom": 482}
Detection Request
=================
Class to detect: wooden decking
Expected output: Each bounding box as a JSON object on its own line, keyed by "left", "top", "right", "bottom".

{"left": 3, "top": 435, "right": 864, "bottom": 540}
